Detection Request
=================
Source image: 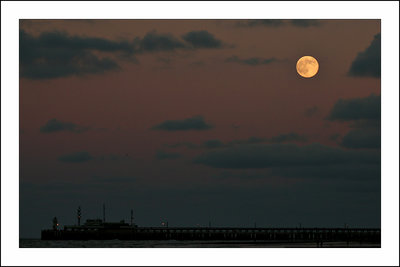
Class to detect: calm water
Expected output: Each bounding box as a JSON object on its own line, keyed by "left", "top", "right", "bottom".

{"left": 19, "top": 239, "right": 380, "bottom": 248}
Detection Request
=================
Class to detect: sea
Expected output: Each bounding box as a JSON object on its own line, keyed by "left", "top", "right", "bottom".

{"left": 19, "top": 239, "right": 380, "bottom": 248}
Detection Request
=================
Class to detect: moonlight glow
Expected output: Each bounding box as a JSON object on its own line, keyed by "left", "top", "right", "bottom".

{"left": 296, "top": 56, "right": 319, "bottom": 78}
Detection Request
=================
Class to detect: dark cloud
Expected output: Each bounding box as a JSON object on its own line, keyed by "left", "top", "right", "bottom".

{"left": 97, "top": 154, "right": 131, "bottom": 161}
{"left": 269, "top": 164, "right": 380, "bottom": 181}
{"left": 203, "top": 139, "right": 226, "bottom": 149}
{"left": 228, "top": 134, "right": 306, "bottom": 146}
{"left": 165, "top": 137, "right": 264, "bottom": 150}
{"left": 236, "top": 19, "right": 321, "bottom": 28}
{"left": 20, "top": 30, "right": 133, "bottom": 53}
{"left": 193, "top": 143, "right": 380, "bottom": 169}
{"left": 329, "top": 133, "right": 341, "bottom": 142}
{"left": 134, "top": 30, "right": 225, "bottom": 52}
{"left": 304, "top": 106, "right": 319, "bottom": 117}
{"left": 155, "top": 150, "right": 182, "bottom": 160}
{"left": 225, "top": 55, "right": 276, "bottom": 66}
{"left": 236, "top": 19, "right": 285, "bottom": 27}
{"left": 152, "top": 115, "right": 213, "bottom": 131}
{"left": 20, "top": 29, "right": 228, "bottom": 79}
{"left": 58, "top": 151, "right": 93, "bottom": 163}
{"left": 229, "top": 136, "right": 266, "bottom": 145}
{"left": 40, "top": 118, "right": 89, "bottom": 133}
{"left": 19, "top": 30, "right": 129, "bottom": 79}
{"left": 165, "top": 142, "right": 199, "bottom": 149}
{"left": 133, "top": 31, "right": 186, "bottom": 52}
{"left": 268, "top": 132, "right": 308, "bottom": 143}
{"left": 219, "top": 164, "right": 379, "bottom": 184}
{"left": 182, "top": 30, "right": 223, "bottom": 49}
{"left": 350, "top": 118, "right": 381, "bottom": 130}
{"left": 289, "top": 19, "right": 321, "bottom": 27}
{"left": 167, "top": 134, "right": 305, "bottom": 150}
{"left": 341, "top": 128, "right": 380, "bottom": 149}
{"left": 327, "top": 94, "right": 380, "bottom": 121}
{"left": 327, "top": 94, "right": 381, "bottom": 149}
{"left": 348, "top": 33, "right": 381, "bottom": 78}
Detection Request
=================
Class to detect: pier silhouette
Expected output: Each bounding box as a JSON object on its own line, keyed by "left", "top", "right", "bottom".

{"left": 42, "top": 206, "right": 380, "bottom": 246}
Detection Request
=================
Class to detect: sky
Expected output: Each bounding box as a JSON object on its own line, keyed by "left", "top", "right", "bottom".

{"left": 19, "top": 19, "right": 381, "bottom": 238}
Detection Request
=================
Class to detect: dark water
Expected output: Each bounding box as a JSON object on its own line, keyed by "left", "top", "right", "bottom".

{"left": 19, "top": 239, "right": 380, "bottom": 248}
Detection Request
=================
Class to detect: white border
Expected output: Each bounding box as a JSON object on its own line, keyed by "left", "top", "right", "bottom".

{"left": 2, "top": 1, "right": 399, "bottom": 266}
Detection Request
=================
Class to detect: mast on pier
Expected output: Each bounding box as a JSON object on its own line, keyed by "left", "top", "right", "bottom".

{"left": 77, "top": 206, "right": 81, "bottom": 226}
{"left": 52, "top": 217, "right": 58, "bottom": 230}
{"left": 130, "top": 209, "right": 134, "bottom": 226}
{"left": 103, "top": 203, "right": 106, "bottom": 223}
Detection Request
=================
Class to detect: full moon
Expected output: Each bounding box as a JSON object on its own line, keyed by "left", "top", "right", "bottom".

{"left": 296, "top": 56, "right": 319, "bottom": 78}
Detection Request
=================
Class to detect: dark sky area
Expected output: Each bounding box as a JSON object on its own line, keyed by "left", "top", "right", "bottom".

{"left": 19, "top": 19, "right": 381, "bottom": 238}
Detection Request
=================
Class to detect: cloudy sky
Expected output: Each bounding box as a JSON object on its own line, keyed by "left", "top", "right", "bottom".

{"left": 19, "top": 19, "right": 380, "bottom": 238}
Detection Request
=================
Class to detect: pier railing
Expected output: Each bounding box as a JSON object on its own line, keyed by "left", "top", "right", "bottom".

{"left": 42, "top": 227, "right": 380, "bottom": 244}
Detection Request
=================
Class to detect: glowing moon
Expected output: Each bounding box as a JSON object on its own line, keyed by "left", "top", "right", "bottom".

{"left": 296, "top": 56, "right": 319, "bottom": 78}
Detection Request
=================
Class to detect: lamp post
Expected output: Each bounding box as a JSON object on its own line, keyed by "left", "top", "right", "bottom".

{"left": 77, "top": 206, "right": 81, "bottom": 226}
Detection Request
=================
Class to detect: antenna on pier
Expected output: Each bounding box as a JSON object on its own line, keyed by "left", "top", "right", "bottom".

{"left": 103, "top": 203, "right": 106, "bottom": 223}
{"left": 130, "top": 209, "right": 134, "bottom": 226}
{"left": 53, "top": 217, "right": 58, "bottom": 230}
{"left": 77, "top": 206, "right": 81, "bottom": 226}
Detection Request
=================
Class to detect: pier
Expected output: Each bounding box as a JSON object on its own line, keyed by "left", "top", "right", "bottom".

{"left": 41, "top": 226, "right": 380, "bottom": 244}
{"left": 41, "top": 207, "right": 380, "bottom": 245}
